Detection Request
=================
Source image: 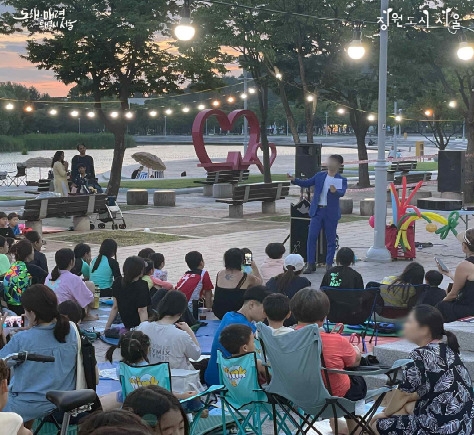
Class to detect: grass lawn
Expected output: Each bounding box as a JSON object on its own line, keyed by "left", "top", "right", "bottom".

{"left": 49, "top": 230, "right": 186, "bottom": 246}
{"left": 0, "top": 196, "right": 28, "bottom": 201}
{"left": 259, "top": 215, "right": 367, "bottom": 224}
{"left": 366, "top": 161, "right": 438, "bottom": 171}
{"left": 119, "top": 174, "right": 288, "bottom": 190}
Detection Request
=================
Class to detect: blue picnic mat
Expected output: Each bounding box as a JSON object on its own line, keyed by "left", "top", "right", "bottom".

{"left": 99, "top": 320, "right": 221, "bottom": 354}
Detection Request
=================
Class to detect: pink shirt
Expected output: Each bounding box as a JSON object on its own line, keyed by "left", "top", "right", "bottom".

{"left": 260, "top": 258, "right": 285, "bottom": 284}
{"left": 45, "top": 270, "right": 94, "bottom": 308}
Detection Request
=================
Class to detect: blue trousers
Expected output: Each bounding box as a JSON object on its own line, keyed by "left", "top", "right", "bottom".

{"left": 307, "top": 207, "right": 338, "bottom": 265}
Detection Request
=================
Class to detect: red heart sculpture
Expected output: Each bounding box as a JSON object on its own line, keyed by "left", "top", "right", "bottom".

{"left": 192, "top": 109, "right": 276, "bottom": 173}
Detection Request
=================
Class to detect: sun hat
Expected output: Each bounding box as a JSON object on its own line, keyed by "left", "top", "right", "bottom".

{"left": 284, "top": 254, "right": 305, "bottom": 272}
{"left": 456, "top": 229, "right": 474, "bottom": 248}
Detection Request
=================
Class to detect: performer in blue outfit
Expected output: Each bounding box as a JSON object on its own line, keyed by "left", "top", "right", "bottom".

{"left": 289, "top": 155, "right": 347, "bottom": 274}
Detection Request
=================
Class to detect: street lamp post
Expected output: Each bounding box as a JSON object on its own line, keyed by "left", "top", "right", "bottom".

{"left": 366, "top": 0, "right": 391, "bottom": 262}
{"left": 393, "top": 101, "right": 398, "bottom": 155}
{"left": 164, "top": 116, "right": 167, "bottom": 137}
{"left": 243, "top": 68, "right": 249, "bottom": 153}
{"left": 325, "top": 111, "right": 328, "bottom": 138}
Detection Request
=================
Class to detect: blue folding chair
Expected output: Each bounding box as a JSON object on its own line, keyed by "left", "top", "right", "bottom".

{"left": 217, "top": 351, "right": 291, "bottom": 435}
{"left": 257, "top": 323, "right": 411, "bottom": 435}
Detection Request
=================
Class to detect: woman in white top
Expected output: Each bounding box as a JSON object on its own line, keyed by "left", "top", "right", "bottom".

{"left": 137, "top": 290, "right": 200, "bottom": 370}
{"left": 51, "top": 150, "right": 69, "bottom": 196}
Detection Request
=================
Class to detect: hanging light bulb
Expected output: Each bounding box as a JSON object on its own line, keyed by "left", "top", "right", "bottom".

{"left": 197, "top": 104, "right": 206, "bottom": 110}
{"left": 165, "top": 109, "right": 172, "bottom": 115}
{"left": 347, "top": 22, "right": 366, "bottom": 60}
{"left": 125, "top": 112, "right": 134, "bottom": 119}
{"left": 212, "top": 100, "right": 220, "bottom": 107}
{"left": 448, "top": 100, "right": 457, "bottom": 108}
{"left": 110, "top": 111, "right": 119, "bottom": 118}
{"left": 337, "top": 108, "right": 345, "bottom": 115}
{"left": 182, "top": 107, "right": 190, "bottom": 113}
{"left": 5, "top": 103, "right": 14, "bottom": 110}
{"left": 149, "top": 110, "right": 158, "bottom": 117}
{"left": 174, "top": 0, "right": 195, "bottom": 41}
{"left": 227, "top": 96, "right": 235, "bottom": 103}
{"left": 395, "top": 115, "right": 403, "bottom": 122}
{"left": 367, "top": 114, "right": 376, "bottom": 121}
{"left": 248, "top": 87, "right": 256, "bottom": 94}
{"left": 457, "top": 41, "right": 474, "bottom": 61}
{"left": 240, "top": 93, "right": 248, "bottom": 100}
{"left": 49, "top": 108, "right": 58, "bottom": 115}
{"left": 24, "top": 105, "right": 33, "bottom": 113}
{"left": 306, "top": 95, "right": 315, "bottom": 102}
{"left": 87, "top": 111, "right": 95, "bottom": 118}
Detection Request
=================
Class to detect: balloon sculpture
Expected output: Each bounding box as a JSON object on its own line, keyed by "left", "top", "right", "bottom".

{"left": 369, "top": 176, "right": 460, "bottom": 251}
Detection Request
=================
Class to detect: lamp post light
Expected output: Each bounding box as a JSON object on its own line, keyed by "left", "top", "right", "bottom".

{"left": 347, "top": 23, "right": 366, "bottom": 60}
{"left": 164, "top": 109, "right": 172, "bottom": 136}
{"left": 365, "top": 0, "right": 391, "bottom": 262}
{"left": 457, "top": 41, "right": 474, "bottom": 61}
{"left": 174, "top": 0, "right": 195, "bottom": 41}
{"left": 5, "top": 103, "right": 14, "bottom": 110}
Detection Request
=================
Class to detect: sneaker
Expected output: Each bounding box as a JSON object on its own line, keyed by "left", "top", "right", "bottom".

{"left": 302, "top": 263, "right": 316, "bottom": 274}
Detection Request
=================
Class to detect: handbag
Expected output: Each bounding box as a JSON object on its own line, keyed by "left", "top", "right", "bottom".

{"left": 71, "top": 321, "right": 88, "bottom": 389}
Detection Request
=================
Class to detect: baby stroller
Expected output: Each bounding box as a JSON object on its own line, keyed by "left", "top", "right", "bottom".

{"left": 92, "top": 196, "right": 126, "bottom": 230}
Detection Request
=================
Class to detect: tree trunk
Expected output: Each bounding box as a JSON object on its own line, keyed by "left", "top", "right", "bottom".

{"left": 278, "top": 81, "right": 300, "bottom": 144}
{"left": 465, "top": 109, "right": 474, "bottom": 203}
{"left": 296, "top": 45, "right": 315, "bottom": 144}
{"left": 258, "top": 84, "right": 272, "bottom": 183}
{"left": 107, "top": 127, "right": 127, "bottom": 197}
{"left": 355, "top": 132, "right": 370, "bottom": 188}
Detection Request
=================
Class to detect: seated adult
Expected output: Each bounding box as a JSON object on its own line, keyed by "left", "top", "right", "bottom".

{"left": 90, "top": 239, "right": 121, "bottom": 297}
{"left": 137, "top": 291, "right": 201, "bottom": 369}
{"left": 3, "top": 240, "right": 35, "bottom": 315}
{"left": 205, "top": 285, "right": 269, "bottom": 386}
{"left": 45, "top": 248, "right": 95, "bottom": 321}
{"left": 436, "top": 230, "right": 474, "bottom": 322}
{"left": 266, "top": 254, "right": 311, "bottom": 299}
{"left": 105, "top": 256, "right": 150, "bottom": 330}
{"left": 212, "top": 248, "right": 261, "bottom": 320}
{"left": 371, "top": 305, "right": 474, "bottom": 435}
{"left": 260, "top": 242, "right": 286, "bottom": 284}
{"left": 0, "top": 284, "right": 77, "bottom": 424}
{"left": 24, "top": 231, "right": 48, "bottom": 273}
{"left": 379, "top": 262, "right": 425, "bottom": 312}
{"left": 241, "top": 247, "right": 263, "bottom": 283}
{"left": 321, "top": 247, "right": 363, "bottom": 289}
{"left": 71, "top": 243, "right": 92, "bottom": 280}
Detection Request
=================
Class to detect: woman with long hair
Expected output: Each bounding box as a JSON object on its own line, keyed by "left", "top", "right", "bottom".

{"left": 3, "top": 240, "right": 34, "bottom": 314}
{"left": 371, "top": 305, "right": 474, "bottom": 434}
{"left": 0, "top": 284, "right": 77, "bottom": 424}
{"left": 105, "top": 256, "right": 150, "bottom": 330}
{"left": 90, "top": 239, "right": 121, "bottom": 297}
{"left": 51, "top": 150, "right": 69, "bottom": 196}
{"left": 45, "top": 248, "right": 95, "bottom": 320}
{"left": 71, "top": 243, "right": 92, "bottom": 280}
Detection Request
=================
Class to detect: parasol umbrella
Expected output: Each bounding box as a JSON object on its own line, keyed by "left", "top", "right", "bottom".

{"left": 22, "top": 157, "right": 53, "bottom": 179}
{"left": 131, "top": 152, "right": 166, "bottom": 177}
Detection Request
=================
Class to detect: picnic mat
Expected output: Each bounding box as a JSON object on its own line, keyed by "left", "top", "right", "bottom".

{"left": 99, "top": 320, "right": 221, "bottom": 354}
{"left": 324, "top": 322, "right": 404, "bottom": 337}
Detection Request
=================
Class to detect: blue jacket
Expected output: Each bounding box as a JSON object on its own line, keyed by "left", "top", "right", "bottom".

{"left": 292, "top": 171, "right": 347, "bottom": 218}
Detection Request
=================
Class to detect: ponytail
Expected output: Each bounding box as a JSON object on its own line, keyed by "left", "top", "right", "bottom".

{"left": 91, "top": 254, "right": 103, "bottom": 273}
{"left": 444, "top": 330, "right": 460, "bottom": 355}
{"left": 54, "top": 312, "right": 71, "bottom": 343}
{"left": 106, "top": 331, "right": 150, "bottom": 365}
{"left": 51, "top": 266, "right": 60, "bottom": 281}
{"left": 276, "top": 267, "right": 296, "bottom": 294}
{"left": 105, "top": 343, "right": 119, "bottom": 363}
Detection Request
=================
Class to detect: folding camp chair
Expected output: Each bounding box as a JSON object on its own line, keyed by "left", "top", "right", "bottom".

{"left": 321, "top": 287, "right": 379, "bottom": 351}
{"left": 8, "top": 163, "right": 27, "bottom": 186}
{"left": 119, "top": 362, "right": 224, "bottom": 435}
{"left": 0, "top": 171, "right": 8, "bottom": 186}
{"left": 257, "top": 323, "right": 411, "bottom": 435}
{"left": 217, "top": 351, "right": 291, "bottom": 435}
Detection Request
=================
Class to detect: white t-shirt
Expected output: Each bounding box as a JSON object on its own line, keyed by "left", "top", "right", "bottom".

{"left": 136, "top": 322, "right": 201, "bottom": 370}
{"left": 0, "top": 412, "right": 23, "bottom": 435}
{"left": 270, "top": 326, "right": 294, "bottom": 336}
{"left": 319, "top": 175, "right": 337, "bottom": 206}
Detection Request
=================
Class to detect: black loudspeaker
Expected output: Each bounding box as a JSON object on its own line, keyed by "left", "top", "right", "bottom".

{"left": 295, "top": 143, "right": 322, "bottom": 179}
{"left": 438, "top": 151, "right": 465, "bottom": 193}
{"left": 290, "top": 199, "right": 327, "bottom": 264}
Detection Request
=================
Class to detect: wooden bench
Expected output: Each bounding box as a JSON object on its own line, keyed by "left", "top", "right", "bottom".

{"left": 394, "top": 172, "right": 432, "bottom": 185}
{"left": 19, "top": 194, "right": 108, "bottom": 234}
{"left": 387, "top": 161, "right": 417, "bottom": 181}
{"left": 321, "top": 165, "right": 344, "bottom": 174}
{"left": 215, "top": 182, "right": 290, "bottom": 218}
{"left": 194, "top": 170, "right": 250, "bottom": 185}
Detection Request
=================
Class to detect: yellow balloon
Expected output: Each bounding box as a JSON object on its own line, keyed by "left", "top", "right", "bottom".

{"left": 426, "top": 223, "right": 437, "bottom": 233}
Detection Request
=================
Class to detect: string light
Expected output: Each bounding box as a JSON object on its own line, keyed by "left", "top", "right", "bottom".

{"left": 367, "top": 114, "right": 376, "bottom": 121}
{"left": 227, "top": 96, "right": 235, "bottom": 103}
{"left": 182, "top": 107, "right": 190, "bottom": 113}
{"left": 5, "top": 103, "right": 14, "bottom": 110}
{"left": 125, "top": 112, "right": 134, "bottom": 119}
{"left": 87, "top": 111, "right": 95, "bottom": 118}
{"left": 70, "top": 110, "right": 79, "bottom": 117}
{"left": 248, "top": 88, "right": 256, "bottom": 94}
{"left": 306, "top": 95, "right": 315, "bottom": 102}
{"left": 337, "top": 108, "right": 345, "bottom": 114}
{"left": 275, "top": 73, "right": 282, "bottom": 80}
{"left": 24, "top": 105, "right": 33, "bottom": 112}
{"left": 197, "top": 104, "right": 206, "bottom": 110}
{"left": 49, "top": 109, "right": 58, "bottom": 115}
{"left": 212, "top": 100, "right": 220, "bottom": 107}
{"left": 448, "top": 100, "right": 457, "bottom": 108}
{"left": 395, "top": 115, "right": 403, "bottom": 122}
{"left": 149, "top": 110, "right": 158, "bottom": 117}
{"left": 165, "top": 109, "right": 172, "bottom": 115}
{"left": 240, "top": 93, "right": 248, "bottom": 99}
{"left": 110, "top": 111, "right": 119, "bottom": 118}
{"left": 424, "top": 109, "right": 433, "bottom": 117}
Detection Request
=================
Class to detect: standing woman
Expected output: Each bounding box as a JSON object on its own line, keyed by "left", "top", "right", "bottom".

{"left": 436, "top": 229, "right": 474, "bottom": 322}
{"left": 90, "top": 239, "right": 121, "bottom": 297}
{"left": 3, "top": 240, "right": 34, "bottom": 315}
{"left": 105, "top": 256, "right": 150, "bottom": 330}
{"left": 52, "top": 150, "right": 69, "bottom": 196}
{"left": 371, "top": 305, "right": 474, "bottom": 435}
{"left": 0, "top": 285, "right": 77, "bottom": 425}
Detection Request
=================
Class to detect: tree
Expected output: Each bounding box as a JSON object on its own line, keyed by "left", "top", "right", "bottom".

{"left": 2, "top": 0, "right": 228, "bottom": 195}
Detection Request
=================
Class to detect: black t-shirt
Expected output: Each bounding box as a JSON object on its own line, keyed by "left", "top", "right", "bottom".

{"left": 0, "top": 227, "right": 15, "bottom": 239}
{"left": 31, "top": 250, "right": 48, "bottom": 273}
{"left": 266, "top": 275, "right": 311, "bottom": 299}
{"left": 27, "top": 263, "right": 48, "bottom": 285}
{"left": 418, "top": 286, "right": 446, "bottom": 307}
{"left": 112, "top": 278, "right": 151, "bottom": 329}
{"left": 321, "top": 266, "right": 364, "bottom": 290}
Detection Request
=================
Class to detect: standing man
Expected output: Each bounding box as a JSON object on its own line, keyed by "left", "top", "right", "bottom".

{"left": 71, "top": 143, "right": 96, "bottom": 182}
{"left": 289, "top": 154, "right": 347, "bottom": 274}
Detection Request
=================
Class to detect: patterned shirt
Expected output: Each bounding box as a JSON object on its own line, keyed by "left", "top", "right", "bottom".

{"left": 4, "top": 261, "right": 31, "bottom": 306}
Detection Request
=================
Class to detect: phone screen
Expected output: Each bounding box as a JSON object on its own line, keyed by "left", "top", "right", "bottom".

{"left": 3, "top": 316, "right": 24, "bottom": 328}
{"left": 435, "top": 257, "right": 449, "bottom": 272}
{"left": 244, "top": 253, "right": 252, "bottom": 266}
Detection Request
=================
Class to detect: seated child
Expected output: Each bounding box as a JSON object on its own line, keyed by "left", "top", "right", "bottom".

{"left": 419, "top": 270, "right": 446, "bottom": 307}
{"left": 137, "top": 248, "right": 155, "bottom": 259}
{"left": 142, "top": 259, "right": 173, "bottom": 295}
{"left": 176, "top": 251, "right": 214, "bottom": 309}
{"left": 263, "top": 293, "right": 294, "bottom": 335}
{"left": 219, "top": 324, "right": 267, "bottom": 382}
{"left": 0, "top": 212, "right": 15, "bottom": 239}
{"left": 291, "top": 288, "right": 366, "bottom": 434}
{"left": 7, "top": 213, "right": 20, "bottom": 237}
{"left": 260, "top": 243, "right": 286, "bottom": 283}
{"left": 0, "top": 359, "right": 32, "bottom": 435}
{"left": 150, "top": 253, "right": 173, "bottom": 289}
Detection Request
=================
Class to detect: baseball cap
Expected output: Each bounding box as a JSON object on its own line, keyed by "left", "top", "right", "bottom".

{"left": 243, "top": 286, "right": 271, "bottom": 303}
{"left": 284, "top": 254, "right": 305, "bottom": 272}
